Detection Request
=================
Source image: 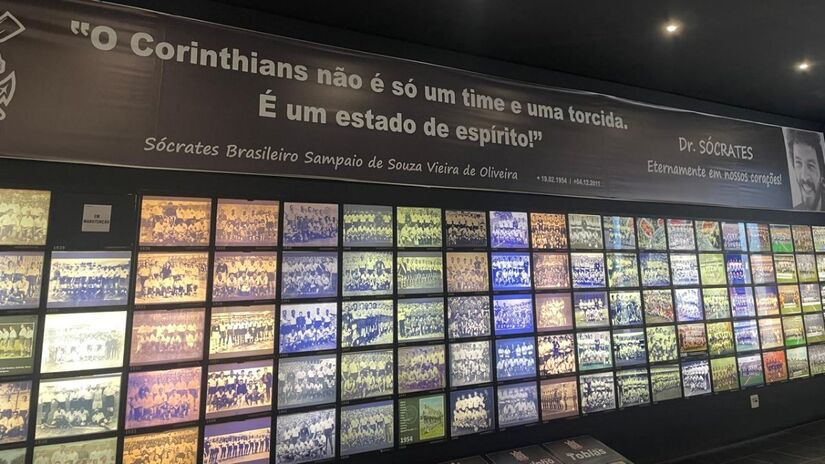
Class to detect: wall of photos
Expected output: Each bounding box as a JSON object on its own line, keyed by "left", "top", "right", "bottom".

{"left": 1, "top": 186, "right": 825, "bottom": 463}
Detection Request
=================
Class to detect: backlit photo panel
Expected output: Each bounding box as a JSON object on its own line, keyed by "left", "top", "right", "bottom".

{"left": 530, "top": 213, "right": 568, "bottom": 249}
{"left": 445, "top": 210, "right": 487, "bottom": 248}
{"left": 639, "top": 252, "right": 670, "bottom": 287}
{"left": 281, "top": 202, "right": 338, "bottom": 247}
{"left": 738, "top": 354, "right": 765, "bottom": 387}
{"left": 726, "top": 254, "right": 751, "bottom": 285}
{"left": 398, "top": 344, "right": 446, "bottom": 394}
{"left": 138, "top": 196, "right": 211, "bottom": 247}
{"left": 343, "top": 251, "right": 394, "bottom": 296}
{"left": 667, "top": 219, "right": 695, "bottom": 251}
{"left": 0, "top": 448, "right": 24, "bottom": 464}
{"left": 343, "top": 204, "right": 393, "bottom": 247}
{"left": 755, "top": 286, "right": 779, "bottom": 316}
{"left": 568, "top": 214, "right": 603, "bottom": 250}
{"left": 278, "top": 302, "right": 337, "bottom": 354}
{"left": 643, "top": 289, "right": 674, "bottom": 323}
{"left": 759, "top": 318, "right": 784, "bottom": 350}
{"left": 397, "top": 298, "right": 444, "bottom": 342}
{"left": 46, "top": 251, "right": 131, "bottom": 308}
{"left": 746, "top": 223, "right": 771, "bottom": 252}
{"left": 792, "top": 224, "right": 814, "bottom": 252}
{"left": 730, "top": 286, "right": 756, "bottom": 318}
{"left": 538, "top": 334, "right": 576, "bottom": 376}
{"left": 646, "top": 325, "right": 678, "bottom": 363}
{"left": 277, "top": 354, "right": 336, "bottom": 410}
{"left": 209, "top": 305, "right": 274, "bottom": 359}
{"left": 770, "top": 224, "right": 794, "bottom": 253}
{"left": 670, "top": 254, "right": 699, "bottom": 286}
{"left": 450, "top": 387, "right": 494, "bottom": 436}
{"left": 491, "top": 252, "right": 531, "bottom": 291}
{"left": 695, "top": 220, "right": 722, "bottom": 251}
{"left": 540, "top": 377, "right": 579, "bottom": 420}
{"left": 574, "top": 291, "right": 609, "bottom": 328}
{"left": 796, "top": 254, "right": 817, "bottom": 283}
{"left": 650, "top": 364, "right": 681, "bottom": 402}
{"left": 489, "top": 211, "right": 529, "bottom": 248}
{"left": 341, "top": 400, "right": 394, "bottom": 455}
{"left": 216, "top": 199, "right": 279, "bottom": 247}
{"left": 750, "top": 254, "right": 776, "bottom": 284}
{"left": 0, "top": 315, "right": 35, "bottom": 376}
{"left": 787, "top": 346, "right": 810, "bottom": 380}
{"left": 532, "top": 252, "right": 570, "bottom": 290}
{"left": 206, "top": 360, "right": 273, "bottom": 419}
{"left": 636, "top": 217, "right": 667, "bottom": 251}
{"left": 810, "top": 345, "right": 825, "bottom": 376}
{"left": 703, "top": 287, "right": 731, "bottom": 320}
{"left": 613, "top": 328, "right": 647, "bottom": 367}
{"left": 0, "top": 189, "right": 50, "bottom": 246}
{"left": 397, "top": 252, "right": 443, "bottom": 294}
{"left": 493, "top": 295, "right": 534, "bottom": 335}
{"left": 721, "top": 222, "right": 748, "bottom": 251}
{"left": 122, "top": 427, "right": 198, "bottom": 464}
{"left": 571, "top": 253, "right": 605, "bottom": 288}
{"left": 814, "top": 226, "right": 825, "bottom": 252}
{"left": 0, "top": 381, "right": 30, "bottom": 445}
{"left": 678, "top": 323, "right": 707, "bottom": 356}
{"left": 213, "top": 252, "right": 277, "bottom": 302}
{"left": 125, "top": 366, "right": 201, "bottom": 429}
{"left": 204, "top": 416, "right": 271, "bottom": 464}
{"left": 448, "top": 296, "right": 491, "bottom": 339}
{"left": 580, "top": 372, "right": 616, "bottom": 414}
{"left": 134, "top": 252, "right": 208, "bottom": 305}
{"left": 764, "top": 351, "right": 788, "bottom": 384}
{"left": 577, "top": 331, "right": 612, "bottom": 371}
{"left": 449, "top": 340, "right": 492, "bottom": 387}
{"left": 609, "top": 291, "right": 643, "bottom": 326}
{"left": 603, "top": 216, "right": 636, "bottom": 250}
{"left": 34, "top": 437, "right": 116, "bottom": 464}
{"left": 773, "top": 254, "right": 798, "bottom": 284}
{"left": 616, "top": 368, "right": 650, "bottom": 408}
{"left": 35, "top": 374, "right": 119, "bottom": 439}
{"left": 446, "top": 252, "right": 489, "bottom": 293}
{"left": 495, "top": 337, "right": 536, "bottom": 381}
{"left": 707, "top": 321, "right": 735, "bottom": 356}
{"left": 606, "top": 253, "right": 639, "bottom": 288}
{"left": 340, "top": 350, "right": 394, "bottom": 401}
{"left": 782, "top": 315, "right": 806, "bottom": 347}
{"left": 280, "top": 251, "right": 338, "bottom": 299}
{"left": 711, "top": 357, "right": 739, "bottom": 392}
{"left": 698, "top": 253, "right": 726, "bottom": 286}
{"left": 41, "top": 311, "right": 126, "bottom": 373}
{"left": 0, "top": 252, "right": 43, "bottom": 310}
{"left": 804, "top": 313, "right": 825, "bottom": 344}
{"left": 131, "top": 307, "right": 206, "bottom": 366}
{"left": 681, "top": 359, "right": 711, "bottom": 397}
{"left": 397, "top": 207, "right": 442, "bottom": 248}
{"left": 778, "top": 284, "right": 801, "bottom": 314}
{"left": 399, "top": 394, "right": 445, "bottom": 444}
{"left": 675, "top": 288, "right": 703, "bottom": 322}
{"left": 497, "top": 382, "right": 539, "bottom": 427}
{"left": 536, "top": 293, "right": 573, "bottom": 332}
{"left": 734, "top": 320, "right": 760, "bottom": 353}
{"left": 275, "top": 408, "right": 336, "bottom": 464}
{"left": 342, "top": 299, "right": 394, "bottom": 347}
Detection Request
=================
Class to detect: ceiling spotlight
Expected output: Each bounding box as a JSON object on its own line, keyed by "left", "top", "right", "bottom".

{"left": 664, "top": 21, "right": 680, "bottom": 34}
{"left": 796, "top": 61, "right": 811, "bottom": 72}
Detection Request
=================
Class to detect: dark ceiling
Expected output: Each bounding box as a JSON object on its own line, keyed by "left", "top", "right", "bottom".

{"left": 118, "top": 0, "right": 825, "bottom": 127}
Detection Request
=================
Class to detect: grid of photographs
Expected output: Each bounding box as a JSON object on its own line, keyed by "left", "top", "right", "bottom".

{"left": 1, "top": 187, "right": 825, "bottom": 462}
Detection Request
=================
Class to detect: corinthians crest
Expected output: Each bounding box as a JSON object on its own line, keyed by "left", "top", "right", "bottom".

{"left": 0, "top": 11, "right": 25, "bottom": 121}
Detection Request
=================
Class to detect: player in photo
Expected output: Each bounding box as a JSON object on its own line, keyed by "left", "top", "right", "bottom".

{"left": 213, "top": 252, "right": 277, "bottom": 302}
{"left": 675, "top": 288, "right": 703, "bottom": 322}
{"left": 721, "top": 222, "right": 748, "bottom": 251}
{"left": 0, "top": 189, "right": 50, "bottom": 246}
{"left": 122, "top": 427, "right": 198, "bottom": 464}
{"left": 397, "top": 252, "right": 443, "bottom": 294}
{"left": 782, "top": 315, "right": 806, "bottom": 347}
{"left": 698, "top": 253, "right": 726, "bottom": 286}
{"left": 568, "top": 214, "right": 603, "bottom": 249}
{"left": 695, "top": 220, "right": 722, "bottom": 251}
{"left": 650, "top": 364, "right": 682, "bottom": 401}
{"left": 603, "top": 216, "right": 636, "bottom": 250}
{"left": 138, "top": 196, "right": 211, "bottom": 247}
{"left": 0, "top": 381, "right": 29, "bottom": 445}
{"left": 0, "top": 252, "right": 43, "bottom": 310}
{"left": 277, "top": 354, "right": 335, "bottom": 409}
{"left": 41, "top": 311, "right": 126, "bottom": 373}
{"left": 637, "top": 217, "right": 667, "bottom": 250}
{"left": 206, "top": 361, "right": 273, "bottom": 418}
{"left": 533, "top": 252, "right": 570, "bottom": 289}
{"left": 275, "top": 409, "right": 336, "bottom": 464}
{"left": 495, "top": 337, "right": 536, "bottom": 380}
{"left": 804, "top": 313, "right": 825, "bottom": 344}
{"left": 397, "top": 298, "right": 444, "bottom": 342}
{"left": 747, "top": 223, "right": 771, "bottom": 252}
{"left": 640, "top": 252, "right": 670, "bottom": 287}
{"left": 0, "top": 315, "right": 35, "bottom": 376}
{"left": 450, "top": 387, "right": 494, "bottom": 436}
{"left": 763, "top": 351, "right": 788, "bottom": 383}
{"left": 134, "top": 252, "right": 208, "bottom": 305}
{"left": 726, "top": 254, "right": 752, "bottom": 285}
{"left": 125, "top": 367, "right": 201, "bottom": 429}
{"left": 576, "top": 331, "right": 612, "bottom": 371}
{"left": 574, "top": 291, "right": 609, "bottom": 328}
{"left": 493, "top": 295, "right": 534, "bottom": 335}
{"left": 280, "top": 251, "right": 338, "bottom": 299}
{"left": 216, "top": 199, "right": 279, "bottom": 247}
{"left": 646, "top": 325, "right": 678, "bottom": 363}
{"left": 34, "top": 437, "right": 116, "bottom": 464}
{"left": 667, "top": 219, "right": 696, "bottom": 250}
{"left": 343, "top": 205, "right": 393, "bottom": 247}
{"left": 540, "top": 377, "right": 579, "bottom": 420}
{"left": 786, "top": 347, "right": 810, "bottom": 380}
{"left": 613, "top": 329, "right": 647, "bottom": 367}
{"left": 448, "top": 296, "right": 491, "bottom": 339}
{"left": 711, "top": 357, "right": 739, "bottom": 392}
{"left": 445, "top": 210, "right": 487, "bottom": 248}
{"left": 536, "top": 293, "right": 573, "bottom": 332}
{"left": 397, "top": 207, "right": 442, "bottom": 248}
{"left": 738, "top": 354, "right": 765, "bottom": 387}
{"left": 47, "top": 251, "right": 131, "bottom": 308}
{"left": 609, "top": 291, "right": 643, "bottom": 326}
{"left": 279, "top": 302, "right": 337, "bottom": 354}
{"left": 796, "top": 255, "right": 817, "bottom": 283}
{"left": 759, "top": 318, "right": 784, "bottom": 349}
{"left": 643, "top": 289, "right": 674, "bottom": 323}
{"left": 131, "top": 308, "right": 204, "bottom": 366}
{"left": 730, "top": 286, "right": 756, "bottom": 318}
{"left": 491, "top": 252, "right": 531, "bottom": 290}
{"left": 770, "top": 224, "right": 794, "bottom": 252}
{"left": 734, "top": 320, "right": 760, "bottom": 352}
{"left": 703, "top": 287, "right": 731, "bottom": 320}
{"left": 792, "top": 224, "right": 814, "bottom": 252}
{"left": 35, "top": 374, "right": 119, "bottom": 439}
{"left": 707, "top": 322, "right": 735, "bottom": 356}
{"left": 340, "top": 401, "right": 394, "bottom": 455}
{"left": 530, "top": 213, "right": 568, "bottom": 249}
{"left": 342, "top": 299, "right": 393, "bottom": 347}
{"left": 398, "top": 345, "right": 446, "bottom": 394}
{"left": 281, "top": 202, "right": 338, "bottom": 247}
{"left": 203, "top": 417, "right": 271, "bottom": 464}
{"left": 773, "top": 254, "right": 798, "bottom": 284}
{"left": 343, "top": 251, "right": 394, "bottom": 296}
{"left": 670, "top": 254, "right": 699, "bottom": 286}
{"left": 340, "top": 350, "right": 394, "bottom": 401}
{"left": 489, "top": 211, "right": 529, "bottom": 248}
{"left": 678, "top": 323, "right": 707, "bottom": 356}
{"left": 209, "top": 305, "right": 274, "bottom": 359}
{"left": 571, "top": 253, "right": 605, "bottom": 288}
{"left": 446, "top": 252, "right": 489, "bottom": 293}
{"left": 681, "top": 360, "right": 711, "bottom": 397}
{"left": 580, "top": 372, "right": 616, "bottom": 413}
{"left": 399, "top": 394, "right": 445, "bottom": 443}
{"left": 810, "top": 345, "right": 825, "bottom": 376}
{"left": 497, "top": 382, "right": 539, "bottom": 427}
{"left": 537, "top": 334, "right": 575, "bottom": 376}
{"left": 785, "top": 128, "right": 825, "bottom": 210}
{"left": 450, "top": 341, "right": 492, "bottom": 387}
{"left": 616, "top": 368, "right": 650, "bottom": 407}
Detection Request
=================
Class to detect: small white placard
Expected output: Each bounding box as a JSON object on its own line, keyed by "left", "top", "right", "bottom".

{"left": 81, "top": 204, "right": 112, "bottom": 232}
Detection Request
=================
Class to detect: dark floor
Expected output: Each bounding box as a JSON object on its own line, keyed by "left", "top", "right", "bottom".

{"left": 673, "top": 420, "right": 825, "bottom": 464}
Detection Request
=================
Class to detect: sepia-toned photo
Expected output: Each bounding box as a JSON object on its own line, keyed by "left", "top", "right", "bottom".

{"left": 537, "top": 334, "right": 575, "bottom": 376}
{"left": 531, "top": 213, "right": 568, "bottom": 249}
{"left": 343, "top": 251, "right": 393, "bottom": 296}
{"left": 275, "top": 409, "right": 336, "bottom": 464}
{"left": 125, "top": 367, "right": 201, "bottom": 429}
{"left": 698, "top": 253, "right": 726, "bottom": 286}
{"left": 123, "top": 427, "right": 198, "bottom": 464}
{"left": 536, "top": 293, "right": 573, "bottom": 332}
{"left": 342, "top": 299, "right": 393, "bottom": 348}
{"left": 489, "top": 211, "right": 529, "bottom": 249}
{"left": 343, "top": 204, "right": 393, "bottom": 247}
{"left": 209, "top": 305, "right": 273, "bottom": 359}
{"left": 282, "top": 202, "right": 338, "bottom": 247}
{"left": 763, "top": 351, "right": 788, "bottom": 384}
{"left": 678, "top": 323, "right": 707, "bottom": 355}
{"left": 35, "top": 374, "right": 119, "bottom": 439}
{"left": 759, "top": 318, "right": 783, "bottom": 350}
{"left": 445, "top": 210, "right": 486, "bottom": 248}
{"left": 280, "top": 251, "right": 338, "bottom": 299}
{"left": 446, "top": 252, "right": 488, "bottom": 293}
{"left": 533, "top": 252, "right": 570, "bottom": 289}
{"left": 0, "top": 381, "right": 29, "bottom": 445}
{"left": 131, "top": 308, "right": 205, "bottom": 366}
{"left": 216, "top": 199, "right": 279, "bottom": 247}
{"left": 397, "top": 207, "right": 442, "bottom": 248}
{"left": 779, "top": 284, "right": 801, "bottom": 315}
{"left": 540, "top": 377, "right": 578, "bottom": 421}
{"left": 134, "top": 252, "right": 208, "bottom": 305}
{"left": 0, "top": 316, "right": 35, "bottom": 377}
{"left": 0, "top": 189, "right": 50, "bottom": 246}
{"left": 204, "top": 416, "right": 270, "bottom": 464}
{"left": 277, "top": 354, "right": 335, "bottom": 410}
{"left": 213, "top": 252, "right": 277, "bottom": 302}
{"left": 139, "top": 196, "right": 211, "bottom": 247}
{"left": 34, "top": 436, "right": 116, "bottom": 464}
{"left": 792, "top": 224, "right": 814, "bottom": 252}
{"left": 397, "top": 252, "right": 443, "bottom": 294}
{"left": 646, "top": 325, "right": 678, "bottom": 363}
{"left": 279, "top": 302, "right": 337, "bottom": 354}
{"left": 41, "top": 311, "right": 126, "bottom": 373}
{"left": 46, "top": 251, "right": 131, "bottom": 308}
{"left": 206, "top": 360, "right": 272, "bottom": 418}
{"left": 0, "top": 252, "right": 43, "bottom": 310}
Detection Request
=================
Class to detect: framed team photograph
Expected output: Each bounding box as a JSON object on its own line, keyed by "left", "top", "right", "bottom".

{"left": 678, "top": 323, "right": 707, "bottom": 356}
{"left": 342, "top": 299, "right": 394, "bottom": 347}
{"left": 397, "top": 207, "right": 442, "bottom": 248}
{"left": 343, "top": 251, "right": 394, "bottom": 296}
{"left": 579, "top": 372, "right": 616, "bottom": 414}
{"left": 489, "top": 211, "right": 529, "bottom": 248}
{"left": 810, "top": 345, "right": 825, "bottom": 376}
{"left": 280, "top": 251, "right": 338, "bottom": 299}
{"left": 209, "top": 304, "right": 274, "bottom": 359}
{"left": 497, "top": 382, "right": 539, "bottom": 427}
{"left": 721, "top": 222, "right": 748, "bottom": 251}
{"left": 729, "top": 286, "right": 756, "bottom": 318}
{"left": 612, "top": 328, "right": 647, "bottom": 367}
{"left": 754, "top": 285, "right": 779, "bottom": 316}
{"left": 340, "top": 350, "right": 394, "bottom": 401}
{"left": 669, "top": 254, "right": 699, "bottom": 286}
{"left": 568, "top": 214, "right": 603, "bottom": 250}
{"left": 792, "top": 224, "right": 814, "bottom": 252}
{"left": 642, "top": 289, "right": 674, "bottom": 324}
{"left": 536, "top": 293, "right": 573, "bottom": 332}
{"left": 804, "top": 313, "right": 825, "bottom": 344}
{"left": 213, "top": 251, "right": 277, "bottom": 302}
{"left": 204, "top": 416, "right": 271, "bottom": 464}
{"left": 138, "top": 196, "right": 211, "bottom": 247}
{"left": 606, "top": 253, "right": 639, "bottom": 288}
{"left": 399, "top": 394, "right": 445, "bottom": 443}
{"left": 639, "top": 252, "right": 670, "bottom": 287}
{"left": 786, "top": 346, "right": 810, "bottom": 380}
{"left": 666, "top": 219, "right": 695, "bottom": 251}
{"left": 650, "top": 364, "right": 682, "bottom": 402}
{"left": 122, "top": 427, "right": 198, "bottom": 464}
{"left": 449, "top": 340, "right": 492, "bottom": 387}
{"left": 698, "top": 253, "right": 726, "bottom": 286}
{"left": 216, "top": 199, "right": 279, "bottom": 247}
{"left": 0, "top": 381, "right": 29, "bottom": 445}
{"left": 725, "top": 254, "right": 751, "bottom": 285}
{"left": 532, "top": 252, "right": 570, "bottom": 289}
{"left": 681, "top": 359, "right": 711, "bottom": 398}
{"left": 279, "top": 302, "right": 337, "bottom": 354}
{"left": 537, "top": 334, "right": 576, "bottom": 376}
{"left": 131, "top": 308, "right": 205, "bottom": 366}
{"left": 34, "top": 437, "right": 116, "bottom": 464}
{"left": 746, "top": 223, "right": 771, "bottom": 252}
{"left": 36, "top": 374, "right": 119, "bottom": 439}
{"left": 0, "top": 189, "right": 50, "bottom": 246}
{"left": 46, "top": 251, "right": 131, "bottom": 308}
{"left": 490, "top": 252, "right": 531, "bottom": 290}
{"left": 707, "top": 321, "right": 735, "bottom": 356}
{"left": 695, "top": 220, "right": 722, "bottom": 251}
{"left": 813, "top": 226, "right": 825, "bottom": 252}
{"left": 342, "top": 204, "right": 393, "bottom": 248}
{"left": 646, "top": 325, "right": 678, "bottom": 363}
{"left": 540, "top": 377, "right": 579, "bottom": 420}
{"left": 574, "top": 291, "right": 609, "bottom": 328}
{"left": 0, "top": 448, "right": 24, "bottom": 464}
{"left": 446, "top": 252, "right": 488, "bottom": 293}
{"left": 397, "top": 252, "right": 443, "bottom": 294}
{"left": 773, "top": 254, "right": 798, "bottom": 284}
{"left": 616, "top": 368, "right": 650, "bottom": 408}
{"left": 710, "top": 357, "right": 739, "bottom": 392}
{"left": 702, "top": 287, "right": 731, "bottom": 320}
{"left": 445, "top": 210, "right": 487, "bottom": 248}
{"left": 134, "top": 252, "right": 208, "bottom": 305}
{"left": 609, "top": 291, "right": 643, "bottom": 327}
{"left": 0, "top": 315, "right": 35, "bottom": 376}
{"left": 637, "top": 217, "right": 667, "bottom": 251}
{"left": 206, "top": 360, "right": 273, "bottom": 419}
{"left": 277, "top": 354, "right": 336, "bottom": 410}
{"left": 818, "top": 255, "right": 825, "bottom": 281}
{"left": 493, "top": 295, "right": 534, "bottom": 335}
{"left": 602, "top": 216, "right": 636, "bottom": 250}
{"left": 734, "top": 319, "right": 760, "bottom": 353}
{"left": 770, "top": 224, "right": 794, "bottom": 253}
{"left": 779, "top": 284, "right": 801, "bottom": 314}
{"left": 674, "top": 288, "right": 703, "bottom": 322}
{"left": 281, "top": 202, "right": 338, "bottom": 247}
{"left": 41, "top": 311, "right": 126, "bottom": 373}
{"left": 530, "top": 213, "right": 568, "bottom": 249}
{"left": 738, "top": 354, "right": 765, "bottom": 388}
{"left": 759, "top": 318, "right": 784, "bottom": 350}
{"left": 448, "top": 296, "right": 491, "bottom": 339}
{"left": 750, "top": 254, "right": 776, "bottom": 284}
{"left": 782, "top": 315, "right": 806, "bottom": 347}
{"left": 398, "top": 344, "right": 447, "bottom": 394}
{"left": 576, "top": 331, "right": 612, "bottom": 371}
{"left": 763, "top": 350, "right": 788, "bottom": 384}
{"left": 495, "top": 337, "right": 536, "bottom": 381}
{"left": 341, "top": 400, "right": 394, "bottom": 455}
{"left": 125, "top": 367, "right": 200, "bottom": 429}
{"left": 796, "top": 254, "right": 817, "bottom": 282}
{"left": 570, "top": 253, "right": 605, "bottom": 288}
{"left": 275, "top": 409, "right": 336, "bottom": 463}
{"left": 0, "top": 252, "right": 43, "bottom": 310}
{"left": 397, "top": 297, "right": 444, "bottom": 342}
{"left": 450, "top": 387, "right": 494, "bottom": 437}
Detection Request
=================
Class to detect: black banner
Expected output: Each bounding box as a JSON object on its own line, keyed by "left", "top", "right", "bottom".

{"left": 0, "top": 1, "right": 824, "bottom": 211}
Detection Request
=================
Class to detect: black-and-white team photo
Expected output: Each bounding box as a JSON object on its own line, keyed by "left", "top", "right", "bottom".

{"left": 340, "top": 350, "right": 394, "bottom": 401}
{"left": 277, "top": 354, "right": 335, "bottom": 409}
{"left": 134, "top": 252, "right": 209, "bottom": 305}
{"left": 206, "top": 361, "right": 273, "bottom": 418}
{"left": 278, "top": 302, "right": 337, "bottom": 353}
{"left": 125, "top": 367, "right": 201, "bottom": 429}
{"left": 449, "top": 341, "right": 492, "bottom": 387}
{"left": 209, "top": 305, "right": 274, "bottom": 359}
{"left": 122, "top": 427, "right": 198, "bottom": 464}
{"left": 282, "top": 202, "right": 338, "bottom": 247}
{"left": 33, "top": 436, "right": 117, "bottom": 464}
{"left": 397, "top": 252, "right": 443, "bottom": 294}
{"left": 497, "top": 382, "right": 538, "bottom": 427}
{"left": 450, "top": 387, "right": 494, "bottom": 436}
{"left": 340, "top": 400, "right": 394, "bottom": 455}
{"left": 0, "top": 381, "right": 30, "bottom": 445}
{"left": 131, "top": 308, "right": 205, "bottom": 366}
{"left": 446, "top": 252, "right": 489, "bottom": 293}
{"left": 580, "top": 372, "right": 616, "bottom": 413}
{"left": 0, "top": 189, "right": 50, "bottom": 246}
{"left": 447, "top": 296, "right": 491, "bottom": 339}
{"left": 397, "top": 298, "right": 444, "bottom": 342}
{"left": 139, "top": 196, "right": 212, "bottom": 247}
{"left": 213, "top": 252, "right": 277, "bottom": 302}
{"left": 445, "top": 210, "right": 487, "bottom": 248}
{"left": 275, "top": 409, "right": 336, "bottom": 464}
{"left": 216, "top": 199, "right": 279, "bottom": 247}
{"left": 398, "top": 345, "right": 446, "bottom": 394}
{"left": 343, "top": 205, "right": 393, "bottom": 247}
{"left": 491, "top": 253, "right": 531, "bottom": 290}
{"left": 342, "top": 251, "right": 393, "bottom": 296}
{"left": 203, "top": 416, "right": 271, "bottom": 464}
{"left": 280, "top": 252, "right": 338, "bottom": 299}
{"left": 341, "top": 300, "right": 394, "bottom": 347}
{"left": 397, "top": 207, "right": 442, "bottom": 248}
{"left": 489, "top": 211, "right": 529, "bottom": 248}
{"left": 35, "top": 374, "right": 120, "bottom": 439}
{"left": 0, "top": 252, "right": 43, "bottom": 310}
{"left": 41, "top": 311, "right": 126, "bottom": 373}
{"left": 47, "top": 251, "right": 131, "bottom": 308}
{"left": 569, "top": 214, "right": 604, "bottom": 250}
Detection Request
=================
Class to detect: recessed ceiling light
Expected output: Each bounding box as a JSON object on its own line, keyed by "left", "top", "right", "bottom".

{"left": 664, "top": 21, "right": 680, "bottom": 34}
{"left": 796, "top": 61, "right": 811, "bottom": 72}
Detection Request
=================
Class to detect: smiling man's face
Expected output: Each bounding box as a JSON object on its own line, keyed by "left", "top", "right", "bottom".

{"left": 794, "top": 141, "right": 822, "bottom": 209}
